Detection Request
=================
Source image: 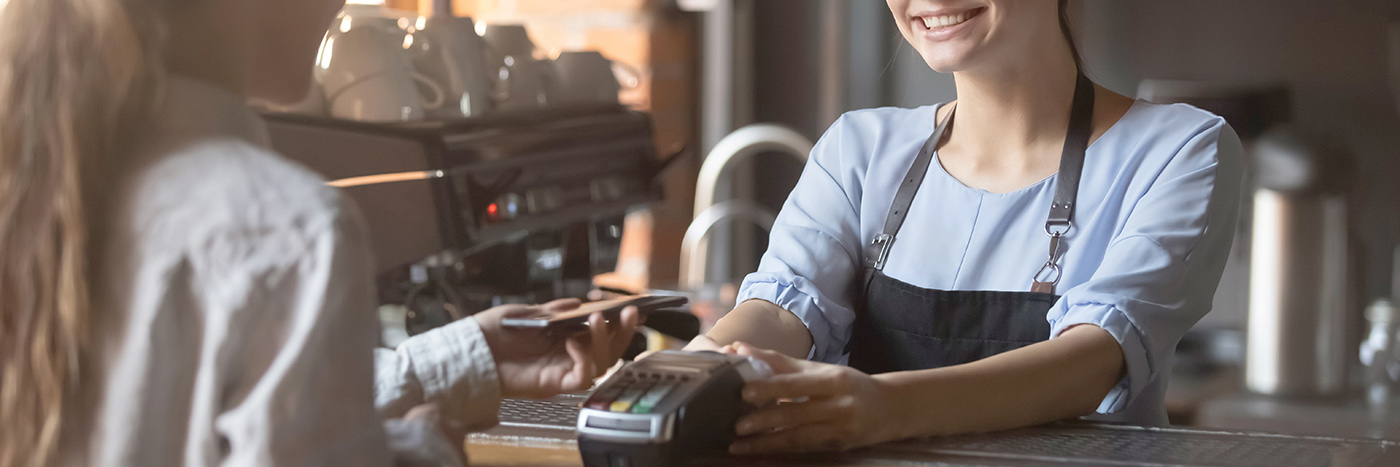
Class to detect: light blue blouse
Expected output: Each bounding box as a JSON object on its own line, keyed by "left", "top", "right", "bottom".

{"left": 736, "top": 101, "right": 1243, "bottom": 425}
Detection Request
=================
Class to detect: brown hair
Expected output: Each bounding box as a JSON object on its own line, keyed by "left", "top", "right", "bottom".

{"left": 0, "top": 0, "right": 166, "bottom": 465}
{"left": 1057, "top": 0, "right": 1083, "bottom": 72}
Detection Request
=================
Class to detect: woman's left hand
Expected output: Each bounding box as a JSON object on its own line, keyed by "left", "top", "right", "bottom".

{"left": 726, "top": 343, "right": 905, "bottom": 454}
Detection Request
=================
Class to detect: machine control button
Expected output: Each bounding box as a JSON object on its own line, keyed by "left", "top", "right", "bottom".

{"left": 586, "top": 386, "right": 625, "bottom": 410}
{"left": 609, "top": 385, "right": 649, "bottom": 412}
{"left": 632, "top": 383, "right": 675, "bottom": 413}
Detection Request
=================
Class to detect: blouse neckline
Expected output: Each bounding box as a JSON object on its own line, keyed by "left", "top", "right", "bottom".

{"left": 928, "top": 99, "right": 1144, "bottom": 197}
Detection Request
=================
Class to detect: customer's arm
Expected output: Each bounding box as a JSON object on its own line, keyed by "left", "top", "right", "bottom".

{"left": 374, "top": 317, "right": 504, "bottom": 430}
{"left": 376, "top": 301, "right": 642, "bottom": 429}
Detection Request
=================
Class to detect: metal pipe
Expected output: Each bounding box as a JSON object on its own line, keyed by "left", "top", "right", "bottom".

{"left": 692, "top": 123, "right": 813, "bottom": 217}
{"left": 684, "top": 124, "right": 812, "bottom": 289}
{"left": 679, "top": 200, "right": 777, "bottom": 291}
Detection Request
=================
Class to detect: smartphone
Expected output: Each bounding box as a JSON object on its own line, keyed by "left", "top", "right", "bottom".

{"left": 500, "top": 295, "right": 688, "bottom": 336}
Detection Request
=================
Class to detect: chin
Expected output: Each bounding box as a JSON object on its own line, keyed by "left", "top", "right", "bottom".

{"left": 915, "top": 45, "right": 982, "bottom": 74}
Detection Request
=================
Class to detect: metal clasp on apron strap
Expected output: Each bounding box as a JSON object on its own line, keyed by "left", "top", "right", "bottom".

{"left": 1032, "top": 219, "right": 1070, "bottom": 293}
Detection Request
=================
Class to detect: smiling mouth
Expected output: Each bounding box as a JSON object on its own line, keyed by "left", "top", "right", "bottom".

{"left": 917, "top": 7, "right": 986, "bottom": 31}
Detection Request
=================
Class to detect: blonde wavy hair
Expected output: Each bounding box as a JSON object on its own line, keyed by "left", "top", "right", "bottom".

{"left": 0, "top": 0, "right": 166, "bottom": 465}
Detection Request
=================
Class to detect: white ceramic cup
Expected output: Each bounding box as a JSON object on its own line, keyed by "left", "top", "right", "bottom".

{"left": 411, "top": 16, "right": 496, "bottom": 118}
{"left": 550, "top": 51, "right": 641, "bottom": 106}
{"left": 320, "top": 21, "right": 445, "bottom": 122}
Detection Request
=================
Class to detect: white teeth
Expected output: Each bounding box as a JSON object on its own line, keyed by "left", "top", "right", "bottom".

{"left": 921, "top": 11, "right": 973, "bottom": 30}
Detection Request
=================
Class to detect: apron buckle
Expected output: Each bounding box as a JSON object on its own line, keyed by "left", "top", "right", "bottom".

{"left": 1032, "top": 260, "right": 1062, "bottom": 293}
{"left": 866, "top": 234, "right": 895, "bottom": 270}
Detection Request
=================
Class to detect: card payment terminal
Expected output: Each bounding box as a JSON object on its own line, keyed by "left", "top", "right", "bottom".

{"left": 577, "top": 351, "right": 772, "bottom": 467}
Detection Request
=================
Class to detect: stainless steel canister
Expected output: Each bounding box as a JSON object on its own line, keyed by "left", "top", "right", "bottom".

{"left": 1245, "top": 128, "right": 1353, "bottom": 397}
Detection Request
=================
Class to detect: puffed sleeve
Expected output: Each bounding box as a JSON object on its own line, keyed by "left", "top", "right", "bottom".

{"left": 1047, "top": 117, "right": 1244, "bottom": 415}
{"left": 736, "top": 115, "right": 866, "bottom": 363}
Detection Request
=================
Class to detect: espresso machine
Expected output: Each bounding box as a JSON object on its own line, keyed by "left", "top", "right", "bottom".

{"left": 262, "top": 104, "right": 673, "bottom": 334}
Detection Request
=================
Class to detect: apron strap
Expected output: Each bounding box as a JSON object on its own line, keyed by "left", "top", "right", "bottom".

{"left": 863, "top": 105, "right": 955, "bottom": 270}
{"left": 1031, "top": 74, "right": 1096, "bottom": 293}
{"left": 1046, "top": 73, "right": 1096, "bottom": 232}
{"left": 863, "top": 74, "right": 1096, "bottom": 295}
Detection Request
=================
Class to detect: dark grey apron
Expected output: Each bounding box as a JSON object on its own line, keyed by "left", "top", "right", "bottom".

{"left": 847, "top": 74, "right": 1096, "bottom": 374}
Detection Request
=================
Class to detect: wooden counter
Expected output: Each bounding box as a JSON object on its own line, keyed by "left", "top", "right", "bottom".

{"left": 464, "top": 419, "right": 1400, "bottom": 467}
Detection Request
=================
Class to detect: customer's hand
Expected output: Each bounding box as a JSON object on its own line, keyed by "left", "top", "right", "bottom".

{"left": 474, "top": 299, "right": 642, "bottom": 398}
{"left": 402, "top": 403, "right": 468, "bottom": 466}
{"left": 726, "top": 342, "right": 903, "bottom": 454}
{"left": 404, "top": 403, "right": 467, "bottom": 443}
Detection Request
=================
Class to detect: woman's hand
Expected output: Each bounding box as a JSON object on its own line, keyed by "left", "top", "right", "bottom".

{"left": 727, "top": 343, "right": 905, "bottom": 454}
{"left": 474, "top": 299, "right": 643, "bottom": 399}
{"left": 633, "top": 333, "right": 722, "bottom": 361}
{"left": 682, "top": 334, "right": 723, "bottom": 352}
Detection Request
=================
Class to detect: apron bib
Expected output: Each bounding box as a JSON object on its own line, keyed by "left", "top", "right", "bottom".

{"left": 847, "top": 74, "right": 1096, "bottom": 374}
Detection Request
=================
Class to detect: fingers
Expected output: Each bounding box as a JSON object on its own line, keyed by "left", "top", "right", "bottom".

{"left": 626, "top": 304, "right": 647, "bottom": 327}
{"left": 492, "top": 304, "right": 544, "bottom": 319}
{"left": 403, "top": 403, "right": 441, "bottom": 423}
{"left": 609, "top": 306, "right": 641, "bottom": 359}
{"left": 731, "top": 423, "right": 853, "bottom": 454}
{"left": 742, "top": 370, "right": 851, "bottom": 403}
{"left": 735, "top": 398, "right": 848, "bottom": 436}
{"left": 588, "top": 312, "right": 611, "bottom": 375}
{"left": 733, "top": 342, "right": 805, "bottom": 374}
{"left": 563, "top": 336, "right": 595, "bottom": 391}
{"left": 542, "top": 298, "right": 582, "bottom": 313}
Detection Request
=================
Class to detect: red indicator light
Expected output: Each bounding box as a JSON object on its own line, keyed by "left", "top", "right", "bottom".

{"left": 487, "top": 203, "right": 499, "bottom": 216}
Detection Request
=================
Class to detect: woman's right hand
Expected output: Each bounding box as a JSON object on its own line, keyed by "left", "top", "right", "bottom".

{"left": 634, "top": 334, "right": 723, "bottom": 361}
{"left": 682, "top": 334, "right": 723, "bottom": 352}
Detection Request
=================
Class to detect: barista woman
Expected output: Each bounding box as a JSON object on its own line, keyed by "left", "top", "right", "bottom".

{"left": 690, "top": 0, "right": 1244, "bottom": 453}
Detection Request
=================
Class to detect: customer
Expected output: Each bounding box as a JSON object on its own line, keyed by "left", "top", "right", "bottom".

{"left": 0, "top": 0, "right": 638, "bottom": 466}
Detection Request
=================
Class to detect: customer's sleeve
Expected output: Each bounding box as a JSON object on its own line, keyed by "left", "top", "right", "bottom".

{"left": 374, "top": 317, "right": 502, "bottom": 431}
{"left": 736, "top": 115, "right": 866, "bottom": 364}
{"left": 1047, "top": 118, "right": 1244, "bottom": 414}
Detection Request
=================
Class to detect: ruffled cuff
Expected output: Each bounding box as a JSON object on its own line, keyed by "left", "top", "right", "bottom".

{"left": 736, "top": 273, "right": 853, "bottom": 363}
{"left": 397, "top": 317, "right": 502, "bottom": 430}
{"left": 1049, "top": 303, "right": 1151, "bottom": 414}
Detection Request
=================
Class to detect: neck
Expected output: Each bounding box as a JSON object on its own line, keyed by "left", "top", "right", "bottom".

{"left": 948, "top": 41, "right": 1080, "bottom": 158}
{"left": 164, "top": 3, "right": 250, "bottom": 97}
